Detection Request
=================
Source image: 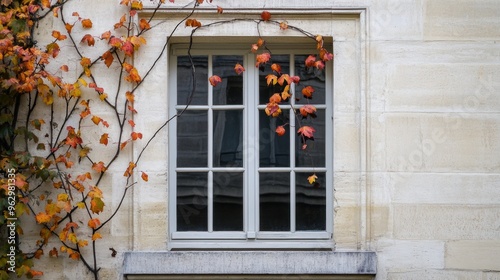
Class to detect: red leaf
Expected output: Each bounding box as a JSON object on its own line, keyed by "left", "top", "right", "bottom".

{"left": 299, "top": 104, "right": 317, "bottom": 117}
{"left": 131, "top": 132, "right": 143, "bottom": 140}
{"left": 255, "top": 52, "right": 271, "bottom": 67}
{"left": 185, "top": 18, "right": 202, "bottom": 28}
{"left": 297, "top": 126, "right": 315, "bottom": 139}
{"left": 209, "top": 75, "right": 222, "bottom": 87}
{"left": 92, "top": 161, "right": 107, "bottom": 173}
{"left": 141, "top": 172, "right": 149, "bottom": 182}
{"left": 275, "top": 125, "right": 286, "bottom": 136}
{"left": 261, "top": 11, "right": 271, "bottom": 21}
{"left": 81, "top": 34, "right": 95, "bottom": 46}
{"left": 305, "top": 55, "right": 316, "bottom": 68}
{"left": 301, "top": 86, "right": 315, "bottom": 99}
{"left": 234, "top": 63, "right": 245, "bottom": 75}
{"left": 217, "top": 6, "right": 223, "bottom": 14}
{"left": 101, "top": 51, "right": 114, "bottom": 68}
{"left": 139, "top": 19, "right": 150, "bottom": 30}
{"left": 100, "top": 133, "right": 109, "bottom": 145}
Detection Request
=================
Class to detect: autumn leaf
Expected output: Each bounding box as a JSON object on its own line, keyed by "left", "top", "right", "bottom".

{"left": 81, "top": 19, "right": 93, "bottom": 28}
{"left": 126, "top": 91, "right": 135, "bottom": 103}
{"left": 52, "top": 30, "right": 67, "bottom": 40}
{"left": 131, "top": 0, "right": 143, "bottom": 10}
{"left": 275, "top": 125, "right": 286, "bottom": 136}
{"left": 271, "top": 63, "right": 281, "bottom": 74}
{"left": 315, "top": 35, "right": 323, "bottom": 49}
{"left": 35, "top": 212, "right": 51, "bottom": 224}
{"left": 280, "top": 21, "right": 288, "bottom": 30}
{"left": 91, "top": 115, "right": 101, "bottom": 125}
{"left": 305, "top": 55, "right": 316, "bottom": 68}
{"left": 234, "top": 63, "right": 245, "bottom": 75}
{"left": 266, "top": 74, "right": 278, "bottom": 86}
{"left": 60, "top": 65, "right": 69, "bottom": 72}
{"left": 217, "top": 6, "right": 223, "bottom": 14}
{"left": 92, "top": 161, "right": 107, "bottom": 173}
{"left": 139, "top": 18, "right": 150, "bottom": 30}
{"left": 49, "top": 247, "right": 58, "bottom": 258}
{"left": 299, "top": 104, "right": 317, "bottom": 118}
{"left": 269, "top": 93, "right": 281, "bottom": 104}
{"left": 90, "top": 197, "right": 105, "bottom": 214}
{"left": 100, "top": 133, "right": 109, "bottom": 145}
{"left": 123, "top": 162, "right": 136, "bottom": 177}
{"left": 101, "top": 30, "right": 111, "bottom": 40}
{"left": 314, "top": 60, "right": 325, "bottom": 70}
{"left": 101, "top": 51, "right": 114, "bottom": 68}
{"left": 301, "top": 85, "right": 315, "bottom": 99}
{"left": 128, "top": 120, "right": 135, "bottom": 127}
{"left": 109, "top": 36, "right": 123, "bottom": 48}
{"left": 319, "top": 48, "right": 334, "bottom": 61}
{"left": 120, "top": 141, "right": 128, "bottom": 150}
{"left": 65, "top": 23, "right": 74, "bottom": 33}
{"left": 281, "top": 85, "right": 291, "bottom": 100}
{"left": 88, "top": 218, "right": 101, "bottom": 229}
{"left": 185, "top": 18, "right": 202, "bottom": 28}
{"left": 265, "top": 102, "right": 281, "bottom": 117}
{"left": 307, "top": 174, "right": 318, "bottom": 184}
{"left": 92, "top": 233, "right": 102, "bottom": 241}
{"left": 122, "top": 41, "right": 134, "bottom": 56}
{"left": 255, "top": 52, "right": 271, "bottom": 67}
{"left": 261, "top": 11, "right": 271, "bottom": 21}
{"left": 209, "top": 75, "right": 222, "bottom": 87}
{"left": 131, "top": 132, "right": 142, "bottom": 140}
{"left": 141, "top": 172, "right": 149, "bottom": 182}
{"left": 277, "top": 74, "right": 290, "bottom": 86}
{"left": 297, "top": 126, "right": 315, "bottom": 139}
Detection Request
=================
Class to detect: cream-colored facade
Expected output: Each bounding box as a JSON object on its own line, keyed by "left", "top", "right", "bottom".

{"left": 28, "top": 0, "right": 500, "bottom": 279}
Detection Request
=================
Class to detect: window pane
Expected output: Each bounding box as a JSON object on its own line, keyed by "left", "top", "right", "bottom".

{"left": 213, "top": 56, "right": 244, "bottom": 105}
{"left": 259, "top": 172, "right": 290, "bottom": 231}
{"left": 296, "top": 172, "right": 326, "bottom": 231}
{"left": 177, "top": 56, "right": 208, "bottom": 105}
{"left": 295, "top": 54, "right": 326, "bottom": 105}
{"left": 259, "top": 55, "right": 290, "bottom": 105}
{"left": 177, "top": 172, "right": 208, "bottom": 231}
{"left": 213, "top": 172, "right": 244, "bottom": 231}
{"left": 259, "top": 110, "right": 290, "bottom": 167}
{"left": 213, "top": 110, "right": 243, "bottom": 167}
{"left": 296, "top": 109, "right": 326, "bottom": 167}
{"left": 177, "top": 110, "right": 207, "bottom": 167}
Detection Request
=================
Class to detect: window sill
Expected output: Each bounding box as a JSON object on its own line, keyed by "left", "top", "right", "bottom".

{"left": 123, "top": 251, "right": 376, "bottom": 280}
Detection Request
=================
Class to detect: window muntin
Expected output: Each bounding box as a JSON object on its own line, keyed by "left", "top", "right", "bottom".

{"left": 169, "top": 46, "right": 333, "bottom": 245}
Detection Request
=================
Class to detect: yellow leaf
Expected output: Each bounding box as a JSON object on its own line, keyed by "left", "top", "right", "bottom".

{"left": 68, "top": 233, "right": 77, "bottom": 244}
{"left": 57, "top": 193, "right": 69, "bottom": 201}
{"left": 78, "top": 240, "right": 88, "bottom": 247}
{"left": 35, "top": 212, "right": 51, "bottom": 224}
{"left": 307, "top": 174, "right": 318, "bottom": 185}
{"left": 99, "top": 93, "right": 108, "bottom": 101}
{"left": 77, "top": 202, "right": 86, "bottom": 209}
{"left": 92, "top": 232, "right": 102, "bottom": 241}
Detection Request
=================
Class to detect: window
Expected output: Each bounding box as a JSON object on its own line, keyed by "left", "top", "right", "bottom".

{"left": 168, "top": 44, "right": 333, "bottom": 248}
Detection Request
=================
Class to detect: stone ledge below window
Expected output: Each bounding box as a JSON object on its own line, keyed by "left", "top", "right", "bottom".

{"left": 123, "top": 251, "right": 376, "bottom": 280}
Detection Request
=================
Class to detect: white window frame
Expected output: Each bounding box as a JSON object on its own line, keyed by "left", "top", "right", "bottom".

{"left": 168, "top": 44, "right": 334, "bottom": 249}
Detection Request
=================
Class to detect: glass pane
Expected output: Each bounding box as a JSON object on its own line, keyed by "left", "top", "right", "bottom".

{"left": 295, "top": 54, "right": 326, "bottom": 105}
{"left": 259, "top": 110, "right": 290, "bottom": 167}
{"left": 296, "top": 172, "right": 326, "bottom": 231}
{"left": 213, "top": 172, "right": 244, "bottom": 231}
{"left": 296, "top": 109, "right": 326, "bottom": 167}
{"left": 259, "top": 172, "right": 290, "bottom": 231}
{"left": 177, "top": 110, "right": 207, "bottom": 167}
{"left": 213, "top": 56, "right": 244, "bottom": 105}
{"left": 177, "top": 56, "right": 208, "bottom": 105}
{"left": 177, "top": 172, "right": 208, "bottom": 231}
{"left": 259, "top": 55, "right": 290, "bottom": 105}
{"left": 213, "top": 110, "right": 243, "bottom": 167}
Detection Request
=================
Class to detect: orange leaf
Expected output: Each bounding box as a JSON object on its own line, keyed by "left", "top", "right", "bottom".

{"left": 88, "top": 218, "right": 101, "bottom": 229}
{"left": 319, "top": 48, "right": 334, "bottom": 61}
{"left": 101, "top": 51, "right": 114, "bottom": 68}
{"left": 131, "top": 132, "right": 143, "bottom": 140}
{"left": 99, "top": 133, "right": 109, "bottom": 145}
{"left": 185, "top": 18, "right": 202, "bottom": 28}
{"left": 36, "top": 212, "right": 51, "bottom": 224}
{"left": 126, "top": 91, "right": 135, "bottom": 103}
{"left": 120, "top": 141, "right": 128, "bottom": 150}
{"left": 275, "top": 125, "right": 286, "bottom": 136}
{"left": 234, "top": 63, "right": 245, "bottom": 75}
{"left": 60, "top": 65, "right": 69, "bottom": 72}
{"left": 141, "top": 172, "right": 149, "bottom": 182}
{"left": 49, "top": 247, "right": 58, "bottom": 258}
{"left": 123, "top": 162, "right": 136, "bottom": 177}
{"left": 261, "top": 11, "right": 271, "bottom": 21}
{"left": 299, "top": 104, "right": 317, "bottom": 117}
{"left": 109, "top": 37, "right": 123, "bottom": 48}
{"left": 255, "top": 52, "right": 271, "bottom": 67}
{"left": 101, "top": 30, "right": 111, "bottom": 40}
{"left": 277, "top": 74, "right": 290, "bottom": 86}
{"left": 301, "top": 86, "right": 315, "bottom": 99}
{"left": 209, "top": 75, "right": 222, "bottom": 87}
{"left": 81, "top": 34, "right": 95, "bottom": 46}
{"left": 128, "top": 120, "right": 135, "bottom": 127}
{"left": 265, "top": 102, "right": 281, "bottom": 117}
{"left": 52, "top": 30, "right": 67, "bottom": 40}
{"left": 69, "top": 252, "right": 80, "bottom": 260}
{"left": 266, "top": 74, "right": 277, "bottom": 86}
{"left": 139, "top": 18, "right": 150, "bottom": 30}
{"left": 92, "top": 233, "right": 102, "bottom": 241}
{"left": 297, "top": 126, "right": 315, "bottom": 139}
{"left": 81, "top": 19, "right": 93, "bottom": 28}
{"left": 34, "top": 249, "right": 43, "bottom": 259}
{"left": 92, "top": 161, "right": 107, "bottom": 173}
{"left": 114, "top": 14, "right": 127, "bottom": 29}
{"left": 315, "top": 35, "right": 324, "bottom": 50}
{"left": 91, "top": 115, "right": 101, "bottom": 125}
{"left": 217, "top": 6, "right": 223, "bottom": 14}
{"left": 65, "top": 23, "right": 74, "bottom": 33}
{"left": 269, "top": 93, "right": 281, "bottom": 104}
{"left": 271, "top": 63, "right": 281, "bottom": 74}
{"left": 279, "top": 21, "right": 288, "bottom": 30}
{"left": 305, "top": 55, "right": 316, "bottom": 68}
{"left": 281, "top": 85, "right": 291, "bottom": 101}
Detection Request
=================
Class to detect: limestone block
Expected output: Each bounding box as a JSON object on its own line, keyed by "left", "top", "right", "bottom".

{"left": 388, "top": 173, "right": 500, "bottom": 205}
{"left": 384, "top": 113, "right": 500, "bottom": 173}
{"left": 376, "top": 239, "right": 445, "bottom": 273}
{"left": 388, "top": 270, "right": 483, "bottom": 280}
{"left": 424, "top": 0, "right": 500, "bottom": 40}
{"left": 369, "top": 0, "right": 423, "bottom": 40}
{"left": 446, "top": 240, "right": 500, "bottom": 271}
{"left": 393, "top": 205, "right": 500, "bottom": 240}
{"left": 334, "top": 113, "right": 361, "bottom": 172}
{"left": 334, "top": 205, "right": 361, "bottom": 249}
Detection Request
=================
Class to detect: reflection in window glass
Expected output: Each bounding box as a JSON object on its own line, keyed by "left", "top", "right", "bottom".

{"left": 177, "top": 110, "right": 208, "bottom": 167}
{"left": 259, "top": 110, "right": 290, "bottom": 167}
{"left": 213, "top": 56, "right": 244, "bottom": 105}
{"left": 258, "top": 55, "right": 290, "bottom": 105}
{"left": 295, "top": 54, "right": 326, "bottom": 105}
{"left": 259, "top": 172, "right": 290, "bottom": 231}
{"left": 213, "top": 110, "right": 243, "bottom": 167}
{"left": 177, "top": 56, "right": 208, "bottom": 105}
{"left": 177, "top": 172, "right": 208, "bottom": 231}
{"left": 296, "top": 173, "right": 326, "bottom": 231}
{"left": 213, "top": 172, "right": 244, "bottom": 231}
{"left": 296, "top": 109, "right": 326, "bottom": 167}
